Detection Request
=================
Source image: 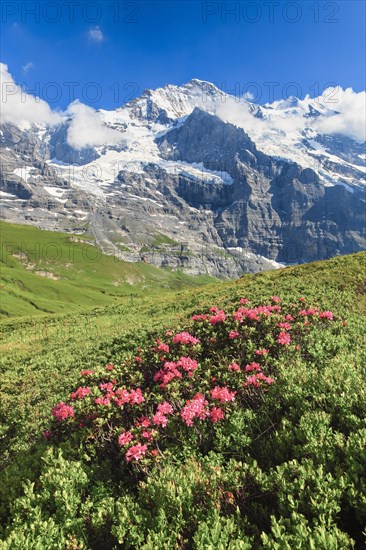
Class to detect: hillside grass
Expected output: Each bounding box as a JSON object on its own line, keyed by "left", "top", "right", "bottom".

{"left": 0, "top": 221, "right": 215, "bottom": 317}
{"left": 1, "top": 251, "right": 365, "bottom": 457}
{"left": 0, "top": 249, "right": 365, "bottom": 546}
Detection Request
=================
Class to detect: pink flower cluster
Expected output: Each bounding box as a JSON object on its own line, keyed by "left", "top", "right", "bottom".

{"left": 245, "top": 362, "right": 262, "bottom": 372}
{"left": 52, "top": 402, "right": 74, "bottom": 421}
{"left": 245, "top": 372, "right": 275, "bottom": 387}
{"left": 191, "top": 314, "right": 208, "bottom": 321}
{"left": 71, "top": 386, "right": 91, "bottom": 400}
{"left": 172, "top": 332, "right": 200, "bottom": 346}
{"left": 125, "top": 443, "right": 148, "bottom": 462}
{"left": 100, "top": 382, "right": 115, "bottom": 392}
{"left": 178, "top": 356, "right": 198, "bottom": 374}
{"left": 181, "top": 393, "right": 209, "bottom": 426}
{"left": 95, "top": 386, "right": 145, "bottom": 407}
{"left": 154, "top": 339, "right": 170, "bottom": 353}
{"left": 210, "top": 386, "right": 236, "bottom": 403}
{"left": 135, "top": 416, "right": 151, "bottom": 428}
{"left": 209, "top": 307, "right": 227, "bottom": 324}
{"left": 154, "top": 356, "right": 198, "bottom": 388}
{"left": 298, "top": 308, "right": 334, "bottom": 320}
{"left": 228, "top": 362, "right": 241, "bottom": 372}
{"left": 118, "top": 430, "right": 134, "bottom": 447}
{"left": 233, "top": 304, "right": 281, "bottom": 322}
{"left": 157, "top": 401, "right": 174, "bottom": 414}
{"left": 244, "top": 362, "right": 275, "bottom": 387}
{"left": 278, "top": 322, "right": 292, "bottom": 331}
{"left": 152, "top": 401, "right": 174, "bottom": 427}
{"left": 154, "top": 361, "right": 182, "bottom": 388}
{"left": 129, "top": 388, "right": 145, "bottom": 404}
{"left": 229, "top": 330, "right": 240, "bottom": 339}
{"left": 278, "top": 331, "right": 291, "bottom": 345}
{"left": 210, "top": 407, "right": 225, "bottom": 423}
{"left": 320, "top": 310, "right": 334, "bottom": 320}
{"left": 299, "top": 308, "right": 318, "bottom": 316}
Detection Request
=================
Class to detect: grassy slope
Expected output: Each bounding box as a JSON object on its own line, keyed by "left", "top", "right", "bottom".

{"left": 1, "top": 251, "right": 365, "bottom": 461}
{"left": 0, "top": 221, "right": 215, "bottom": 317}
{"left": 0, "top": 249, "right": 365, "bottom": 542}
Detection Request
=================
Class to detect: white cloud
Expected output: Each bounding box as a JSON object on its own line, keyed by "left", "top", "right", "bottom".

{"left": 87, "top": 26, "right": 105, "bottom": 43}
{"left": 216, "top": 97, "right": 264, "bottom": 134}
{"left": 22, "top": 61, "right": 34, "bottom": 74}
{"left": 315, "top": 87, "right": 366, "bottom": 143}
{"left": 0, "top": 62, "right": 62, "bottom": 128}
{"left": 215, "top": 87, "right": 366, "bottom": 143}
{"left": 66, "top": 100, "right": 124, "bottom": 150}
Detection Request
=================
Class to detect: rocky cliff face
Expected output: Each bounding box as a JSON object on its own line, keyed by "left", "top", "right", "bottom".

{"left": 156, "top": 108, "right": 365, "bottom": 262}
{"left": 1, "top": 79, "right": 365, "bottom": 277}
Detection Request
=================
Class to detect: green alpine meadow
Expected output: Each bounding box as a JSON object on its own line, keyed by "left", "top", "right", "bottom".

{"left": 0, "top": 221, "right": 365, "bottom": 548}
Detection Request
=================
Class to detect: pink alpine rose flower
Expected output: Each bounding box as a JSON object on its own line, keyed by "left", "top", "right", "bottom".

{"left": 172, "top": 332, "right": 200, "bottom": 346}
{"left": 118, "top": 431, "right": 133, "bottom": 447}
{"left": 209, "top": 310, "right": 226, "bottom": 324}
{"left": 319, "top": 310, "right": 334, "bottom": 320}
{"left": 154, "top": 340, "right": 170, "bottom": 353}
{"left": 71, "top": 386, "right": 91, "bottom": 400}
{"left": 210, "top": 407, "right": 225, "bottom": 423}
{"left": 129, "top": 388, "right": 145, "bottom": 405}
{"left": 181, "top": 393, "right": 209, "bottom": 426}
{"left": 157, "top": 402, "right": 174, "bottom": 415}
{"left": 125, "top": 443, "right": 148, "bottom": 462}
{"left": 52, "top": 402, "right": 74, "bottom": 421}
{"left": 228, "top": 362, "right": 241, "bottom": 372}
{"left": 245, "top": 362, "right": 261, "bottom": 372}
{"left": 177, "top": 356, "right": 198, "bottom": 373}
{"left": 278, "top": 331, "right": 291, "bottom": 345}
{"left": 210, "top": 386, "right": 236, "bottom": 403}
{"left": 152, "top": 411, "right": 168, "bottom": 427}
{"left": 135, "top": 416, "right": 151, "bottom": 428}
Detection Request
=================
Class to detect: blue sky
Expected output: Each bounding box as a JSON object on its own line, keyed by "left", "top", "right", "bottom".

{"left": 1, "top": 0, "right": 365, "bottom": 109}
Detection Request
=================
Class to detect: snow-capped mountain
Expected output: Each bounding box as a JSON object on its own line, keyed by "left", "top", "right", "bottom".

{"left": 1, "top": 79, "right": 365, "bottom": 277}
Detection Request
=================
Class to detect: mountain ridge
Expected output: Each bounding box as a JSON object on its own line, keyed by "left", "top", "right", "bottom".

{"left": 1, "top": 78, "right": 365, "bottom": 277}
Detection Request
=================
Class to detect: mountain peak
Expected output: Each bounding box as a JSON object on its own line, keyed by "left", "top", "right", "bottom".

{"left": 186, "top": 78, "right": 218, "bottom": 88}
{"left": 273, "top": 96, "right": 301, "bottom": 110}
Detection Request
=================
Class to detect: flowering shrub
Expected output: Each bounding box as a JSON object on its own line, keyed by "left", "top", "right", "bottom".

{"left": 46, "top": 297, "right": 338, "bottom": 466}
{"left": 7, "top": 274, "right": 366, "bottom": 550}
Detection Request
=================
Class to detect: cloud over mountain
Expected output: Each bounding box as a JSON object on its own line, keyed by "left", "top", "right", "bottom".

{"left": 66, "top": 101, "right": 124, "bottom": 150}
{"left": 316, "top": 87, "right": 366, "bottom": 142}
{"left": 0, "top": 63, "right": 62, "bottom": 127}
